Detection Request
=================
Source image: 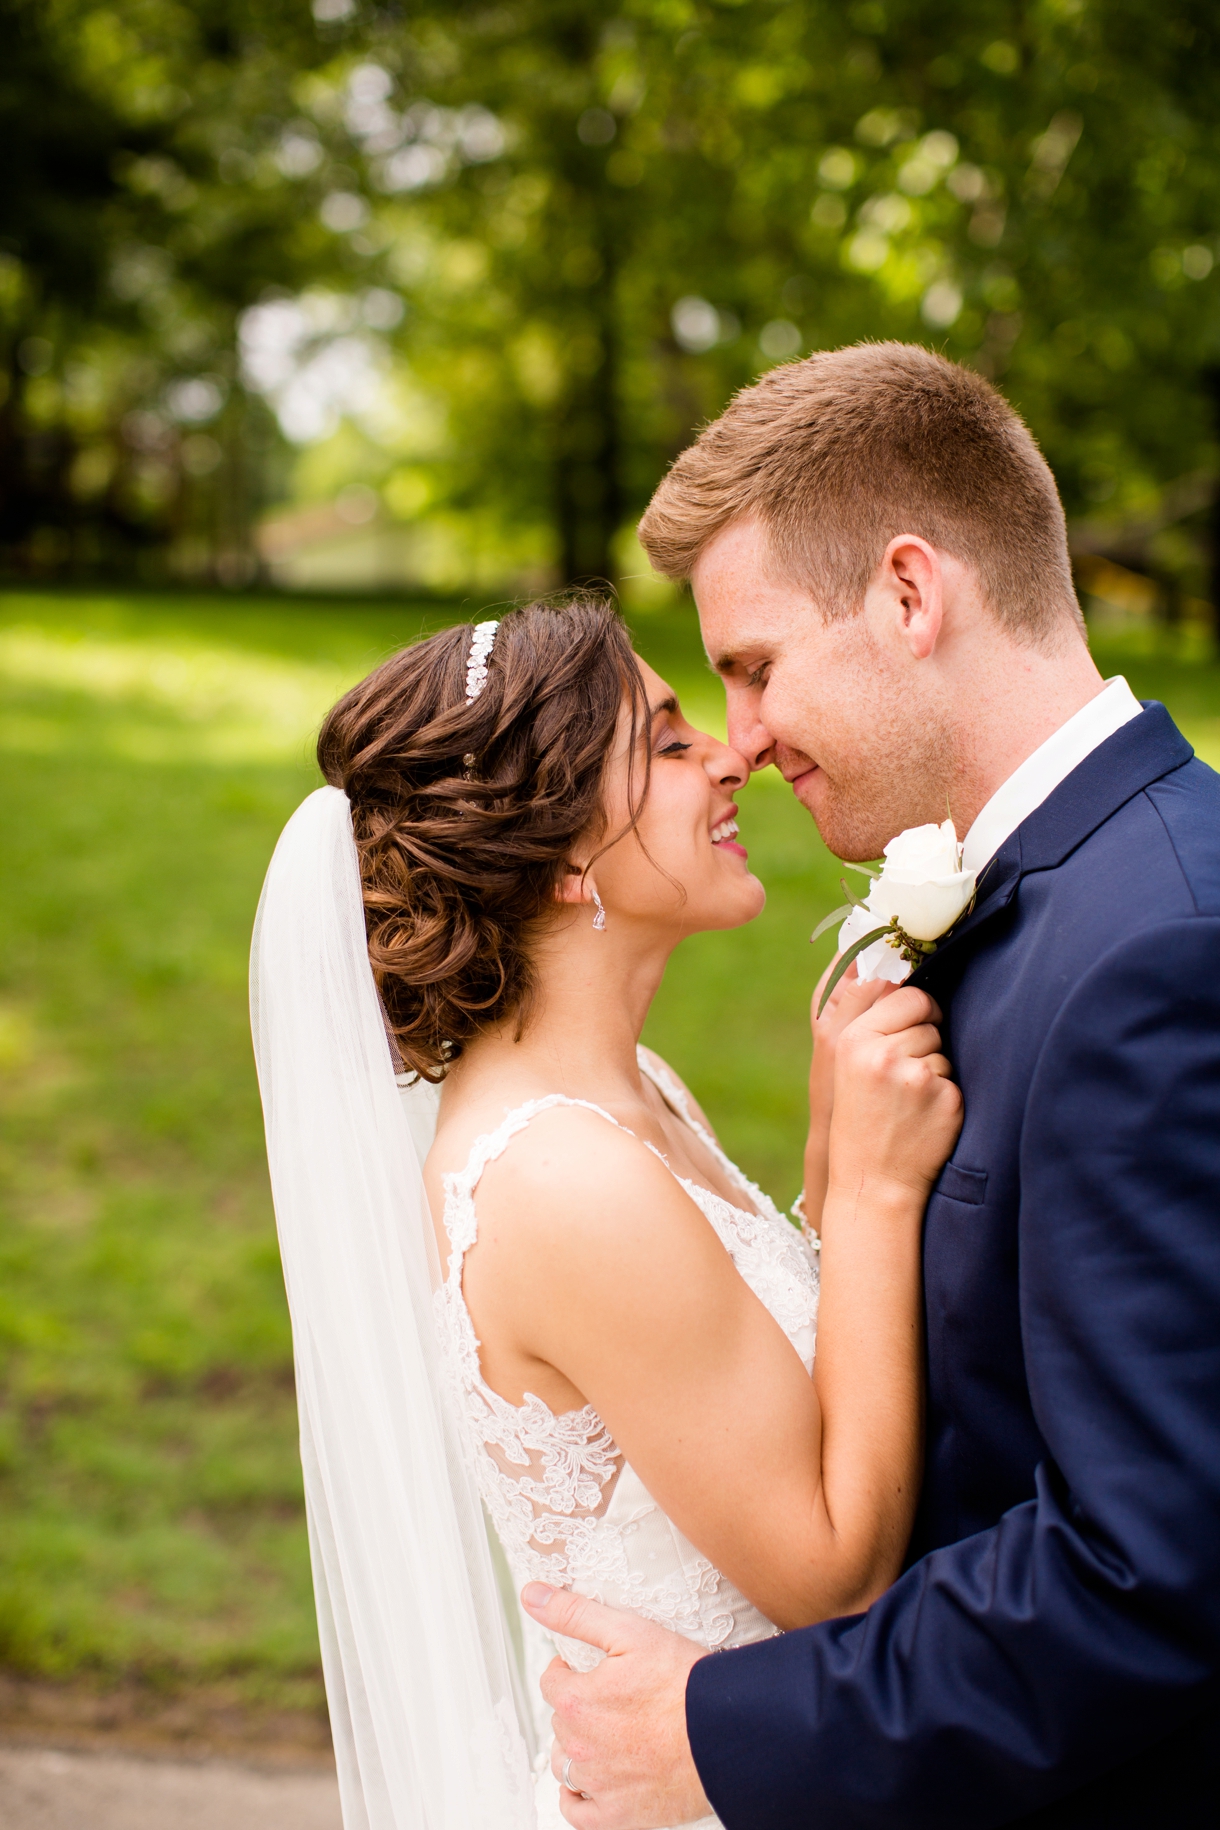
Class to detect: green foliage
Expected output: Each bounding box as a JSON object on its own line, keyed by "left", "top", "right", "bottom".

{"left": 3, "top": 3, "right": 1218, "bottom": 601}
{"left": 316, "top": 0, "right": 1220, "bottom": 585}
{"left": 0, "top": 0, "right": 344, "bottom": 577}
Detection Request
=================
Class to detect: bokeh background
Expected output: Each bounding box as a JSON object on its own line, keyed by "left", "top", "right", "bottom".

{"left": 1, "top": 0, "right": 1218, "bottom": 1761}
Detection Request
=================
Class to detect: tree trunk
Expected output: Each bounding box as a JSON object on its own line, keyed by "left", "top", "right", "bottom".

{"left": 555, "top": 307, "right": 621, "bottom": 588}
{"left": 547, "top": 12, "right": 623, "bottom": 592}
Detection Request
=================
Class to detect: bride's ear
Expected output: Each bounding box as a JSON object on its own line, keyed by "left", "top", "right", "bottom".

{"left": 555, "top": 862, "right": 594, "bottom": 908}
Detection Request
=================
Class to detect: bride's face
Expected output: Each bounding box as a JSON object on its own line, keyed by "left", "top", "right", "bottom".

{"left": 584, "top": 659, "right": 765, "bottom": 937}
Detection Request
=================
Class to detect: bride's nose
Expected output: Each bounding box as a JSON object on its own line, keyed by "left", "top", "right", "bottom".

{"left": 706, "top": 739, "right": 748, "bottom": 790}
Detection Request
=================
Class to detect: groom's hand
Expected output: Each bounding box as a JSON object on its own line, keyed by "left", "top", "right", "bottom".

{"left": 522, "top": 1583, "right": 711, "bottom": 1828}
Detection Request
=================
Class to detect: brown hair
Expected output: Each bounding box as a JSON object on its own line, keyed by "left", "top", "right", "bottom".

{"left": 318, "top": 598, "right": 648, "bottom": 1082}
{"left": 638, "top": 341, "right": 1081, "bottom": 643}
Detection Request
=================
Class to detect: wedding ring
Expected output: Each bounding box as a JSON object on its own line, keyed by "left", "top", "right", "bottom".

{"left": 562, "top": 1756, "right": 590, "bottom": 1799}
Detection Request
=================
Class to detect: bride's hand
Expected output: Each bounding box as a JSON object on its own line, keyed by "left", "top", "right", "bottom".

{"left": 812, "top": 959, "right": 897, "bottom": 1041}
{"left": 802, "top": 967, "right": 895, "bottom": 1237}
{"left": 827, "top": 985, "right": 962, "bottom": 1203}
{"left": 810, "top": 964, "right": 895, "bottom": 1098}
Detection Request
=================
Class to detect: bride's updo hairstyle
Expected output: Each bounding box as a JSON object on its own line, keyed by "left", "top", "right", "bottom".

{"left": 318, "top": 598, "right": 650, "bottom": 1081}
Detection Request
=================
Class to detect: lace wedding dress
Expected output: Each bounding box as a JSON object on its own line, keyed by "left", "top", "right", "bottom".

{"left": 428, "top": 1050, "right": 820, "bottom": 1830}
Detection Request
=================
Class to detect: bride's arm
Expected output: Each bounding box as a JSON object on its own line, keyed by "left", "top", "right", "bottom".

{"left": 463, "top": 986, "right": 960, "bottom": 1631}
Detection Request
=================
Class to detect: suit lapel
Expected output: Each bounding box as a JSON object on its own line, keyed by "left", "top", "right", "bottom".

{"left": 916, "top": 703, "right": 1193, "bottom": 976}
{"left": 1013, "top": 700, "right": 1191, "bottom": 871}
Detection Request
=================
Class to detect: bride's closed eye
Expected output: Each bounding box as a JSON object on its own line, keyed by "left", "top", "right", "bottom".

{"left": 654, "top": 724, "right": 692, "bottom": 757}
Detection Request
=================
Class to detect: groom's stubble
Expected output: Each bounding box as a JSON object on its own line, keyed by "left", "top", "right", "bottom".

{"left": 780, "top": 615, "right": 961, "bottom": 863}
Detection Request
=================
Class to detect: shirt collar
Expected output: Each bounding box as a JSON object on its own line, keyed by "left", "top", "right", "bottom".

{"left": 961, "top": 676, "right": 1144, "bottom": 874}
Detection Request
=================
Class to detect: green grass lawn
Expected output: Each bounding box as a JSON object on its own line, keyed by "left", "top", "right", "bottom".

{"left": 1, "top": 587, "right": 1217, "bottom": 1720}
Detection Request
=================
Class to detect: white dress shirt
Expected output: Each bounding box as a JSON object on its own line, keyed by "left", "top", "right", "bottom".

{"left": 961, "top": 676, "right": 1144, "bottom": 875}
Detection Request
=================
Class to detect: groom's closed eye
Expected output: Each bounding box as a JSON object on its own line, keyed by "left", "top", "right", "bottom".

{"left": 711, "top": 653, "right": 770, "bottom": 691}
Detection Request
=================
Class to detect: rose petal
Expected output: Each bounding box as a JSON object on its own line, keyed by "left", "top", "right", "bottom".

{"left": 854, "top": 936, "right": 912, "bottom": 984}
{"left": 868, "top": 870, "right": 974, "bottom": 942}
{"left": 882, "top": 818, "right": 960, "bottom": 878}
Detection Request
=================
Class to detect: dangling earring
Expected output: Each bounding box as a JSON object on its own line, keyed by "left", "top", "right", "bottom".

{"left": 592, "top": 890, "right": 607, "bottom": 932}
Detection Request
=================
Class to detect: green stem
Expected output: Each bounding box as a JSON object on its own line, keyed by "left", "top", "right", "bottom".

{"left": 816, "top": 926, "right": 893, "bottom": 1016}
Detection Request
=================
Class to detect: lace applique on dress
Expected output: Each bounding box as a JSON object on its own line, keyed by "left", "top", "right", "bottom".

{"left": 429, "top": 1057, "right": 820, "bottom": 1825}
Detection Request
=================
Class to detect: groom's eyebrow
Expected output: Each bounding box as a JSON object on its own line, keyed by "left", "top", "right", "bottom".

{"left": 712, "top": 641, "right": 772, "bottom": 677}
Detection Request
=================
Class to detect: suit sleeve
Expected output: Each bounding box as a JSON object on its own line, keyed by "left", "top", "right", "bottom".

{"left": 686, "top": 918, "right": 1220, "bottom": 1830}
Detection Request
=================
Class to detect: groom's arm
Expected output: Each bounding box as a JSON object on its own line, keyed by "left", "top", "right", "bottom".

{"left": 687, "top": 918, "right": 1220, "bottom": 1830}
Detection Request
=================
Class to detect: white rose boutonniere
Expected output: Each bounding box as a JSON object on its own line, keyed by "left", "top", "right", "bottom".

{"left": 812, "top": 818, "right": 977, "bottom": 1014}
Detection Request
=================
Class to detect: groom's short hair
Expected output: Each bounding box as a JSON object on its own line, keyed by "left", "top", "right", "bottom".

{"left": 638, "top": 341, "right": 1081, "bottom": 643}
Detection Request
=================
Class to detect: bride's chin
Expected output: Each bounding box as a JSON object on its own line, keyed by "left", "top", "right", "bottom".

{"left": 700, "top": 877, "right": 767, "bottom": 930}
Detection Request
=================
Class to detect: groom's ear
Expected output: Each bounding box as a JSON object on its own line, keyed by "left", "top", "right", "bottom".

{"left": 872, "top": 535, "right": 943, "bottom": 661}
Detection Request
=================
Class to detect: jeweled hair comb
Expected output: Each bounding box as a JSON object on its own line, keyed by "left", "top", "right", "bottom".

{"left": 463, "top": 621, "right": 500, "bottom": 705}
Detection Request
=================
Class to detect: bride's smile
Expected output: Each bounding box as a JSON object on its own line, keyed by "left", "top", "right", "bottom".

{"left": 709, "top": 815, "right": 744, "bottom": 853}
{"left": 556, "top": 656, "right": 765, "bottom": 954}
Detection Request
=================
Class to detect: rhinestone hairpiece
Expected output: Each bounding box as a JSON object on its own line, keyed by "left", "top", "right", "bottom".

{"left": 464, "top": 620, "right": 500, "bottom": 705}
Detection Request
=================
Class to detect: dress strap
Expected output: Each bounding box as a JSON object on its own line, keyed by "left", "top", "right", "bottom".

{"left": 440, "top": 1094, "right": 663, "bottom": 1274}
{"left": 635, "top": 1046, "right": 764, "bottom": 1208}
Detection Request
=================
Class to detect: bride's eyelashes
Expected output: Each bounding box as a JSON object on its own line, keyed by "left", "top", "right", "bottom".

{"left": 653, "top": 724, "right": 692, "bottom": 757}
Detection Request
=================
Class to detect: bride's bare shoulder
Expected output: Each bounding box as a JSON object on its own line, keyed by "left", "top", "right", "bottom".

{"left": 426, "top": 1086, "right": 660, "bottom": 1211}
{"left": 435, "top": 1093, "right": 658, "bottom": 1194}
{"left": 429, "top": 1096, "right": 738, "bottom": 1358}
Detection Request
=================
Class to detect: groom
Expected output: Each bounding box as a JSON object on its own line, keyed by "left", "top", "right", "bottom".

{"left": 522, "top": 342, "right": 1220, "bottom": 1827}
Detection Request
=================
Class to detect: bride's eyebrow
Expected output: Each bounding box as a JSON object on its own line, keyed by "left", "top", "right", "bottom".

{"left": 648, "top": 695, "right": 679, "bottom": 721}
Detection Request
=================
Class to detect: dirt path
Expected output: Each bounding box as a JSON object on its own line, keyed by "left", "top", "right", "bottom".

{"left": 0, "top": 1744, "right": 342, "bottom": 1830}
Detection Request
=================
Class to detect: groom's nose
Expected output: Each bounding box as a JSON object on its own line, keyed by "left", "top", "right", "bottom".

{"left": 725, "top": 691, "right": 775, "bottom": 773}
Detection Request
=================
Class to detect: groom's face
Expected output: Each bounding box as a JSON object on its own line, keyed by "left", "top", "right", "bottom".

{"left": 691, "top": 515, "right": 953, "bottom": 862}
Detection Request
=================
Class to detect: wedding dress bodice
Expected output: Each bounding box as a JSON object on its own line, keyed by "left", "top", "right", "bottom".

{"left": 430, "top": 1051, "right": 820, "bottom": 1828}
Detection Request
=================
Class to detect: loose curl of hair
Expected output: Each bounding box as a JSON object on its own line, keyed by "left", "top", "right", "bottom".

{"left": 317, "top": 597, "right": 651, "bottom": 1082}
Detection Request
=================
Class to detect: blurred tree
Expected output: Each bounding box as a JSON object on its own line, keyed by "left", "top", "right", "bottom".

{"left": 0, "top": 0, "right": 352, "bottom": 580}
{"left": 313, "top": 0, "right": 1218, "bottom": 603}
{"left": 4, "top": 0, "right": 1219, "bottom": 610}
{"left": 0, "top": 0, "right": 155, "bottom": 565}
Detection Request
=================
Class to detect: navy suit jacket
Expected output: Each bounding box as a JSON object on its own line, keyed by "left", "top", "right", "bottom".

{"left": 687, "top": 704, "right": 1220, "bottom": 1828}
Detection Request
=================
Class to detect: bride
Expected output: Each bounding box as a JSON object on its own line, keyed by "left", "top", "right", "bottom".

{"left": 251, "top": 597, "right": 961, "bottom": 1830}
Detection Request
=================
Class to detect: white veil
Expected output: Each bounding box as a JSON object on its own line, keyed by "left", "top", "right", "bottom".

{"left": 250, "top": 785, "right": 536, "bottom": 1829}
